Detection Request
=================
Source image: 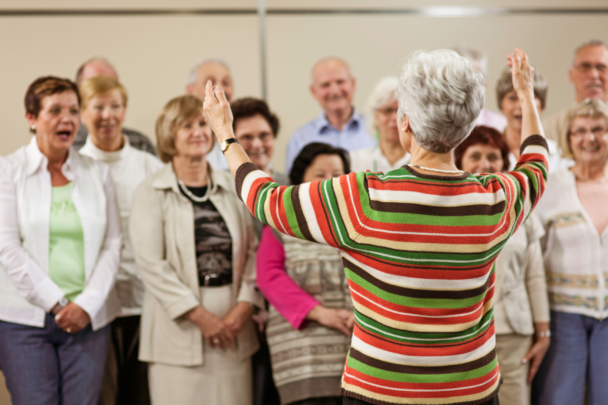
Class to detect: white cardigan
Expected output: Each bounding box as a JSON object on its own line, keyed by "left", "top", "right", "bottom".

{"left": 0, "top": 137, "right": 121, "bottom": 330}
{"left": 536, "top": 168, "right": 608, "bottom": 320}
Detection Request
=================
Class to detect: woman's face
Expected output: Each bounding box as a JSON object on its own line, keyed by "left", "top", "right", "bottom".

{"left": 501, "top": 90, "right": 543, "bottom": 134}
{"left": 173, "top": 112, "right": 213, "bottom": 160}
{"left": 234, "top": 114, "right": 275, "bottom": 172}
{"left": 374, "top": 99, "right": 399, "bottom": 144}
{"left": 27, "top": 91, "right": 80, "bottom": 156}
{"left": 81, "top": 89, "right": 125, "bottom": 147}
{"left": 460, "top": 143, "right": 504, "bottom": 174}
{"left": 569, "top": 116, "right": 608, "bottom": 165}
{"left": 302, "top": 154, "right": 345, "bottom": 183}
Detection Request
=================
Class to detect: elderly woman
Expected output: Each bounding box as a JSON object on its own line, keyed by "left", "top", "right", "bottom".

{"left": 532, "top": 98, "right": 608, "bottom": 405}
{"left": 0, "top": 76, "right": 121, "bottom": 404}
{"left": 129, "top": 95, "right": 263, "bottom": 405}
{"left": 258, "top": 143, "right": 354, "bottom": 405}
{"left": 350, "top": 77, "right": 410, "bottom": 172}
{"left": 203, "top": 47, "right": 548, "bottom": 405}
{"left": 455, "top": 126, "right": 550, "bottom": 405}
{"left": 496, "top": 67, "right": 570, "bottom": 172}
{"left": 78, "top": 75, "right": 163, "bottom": 405}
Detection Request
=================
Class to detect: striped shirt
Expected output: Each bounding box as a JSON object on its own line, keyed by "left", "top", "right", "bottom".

{"left": 236, "top": 135, "right": 549, "bottom": 405}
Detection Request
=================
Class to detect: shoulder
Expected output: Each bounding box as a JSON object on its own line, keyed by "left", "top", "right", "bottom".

{"left": 536, "top": 168, "right": 573, "bottom": 216}
{"left": 524, "top": 212, "right": 545, "bottom": 241}
{"left": 75, "top": 151, "right": 111, "bottom": 179}
{"left": 123, "top": 127, "right": 150, "bottom": 141}
{"left": 290, "top": 118, "right": 320, "bottom": 140}
{"left": 131, "top": 147, "right": 164, "bottom": 173}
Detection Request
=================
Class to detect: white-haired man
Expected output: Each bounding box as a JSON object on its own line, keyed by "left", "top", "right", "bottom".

{"left": 73, "top": 58, "right": 157, "bottom": 156}
{"left": 453, "top": 44, "right": 508, "bottom": 132}
{"left": 185, "top": 59, "right": 234, "bottom": 170}
{"left": 285, "top": 57, "right": 375, "bottom": 174}
{"left": 543, "top": 40, "right": 608, "bottom": 142}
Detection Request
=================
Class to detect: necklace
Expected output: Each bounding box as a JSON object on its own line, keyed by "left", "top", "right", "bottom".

{"left": 178, "top": 177, "right": 212, "bottom": 202}
{"left": 408, "top": 164, "right": 464, "bottom": 174}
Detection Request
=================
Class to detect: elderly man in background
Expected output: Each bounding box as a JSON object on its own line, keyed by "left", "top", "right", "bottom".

{"left": 72, "top": 58, "right": 157, "bottom": 155}
{"left": 186, "top": 59, "right": 234, "bottom": 171}
{"left": 453, "top": 44, "right": 508, "bottom": 131}
{"left": 543, "top": 40, "right": 608, "bottom": 142}
{"left": 285, "top": 57, "right": 375, "bottom": 174}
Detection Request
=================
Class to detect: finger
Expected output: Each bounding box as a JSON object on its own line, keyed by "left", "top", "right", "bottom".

{"left": 522, "top": 345, "right": 538, "bottom": 364}
{"left": 207, "top": 336, "right": 217, "bottom": 349}
{"left": 527, "top": 356, "right": 542, "bottom": 385}
{"left": 214, "top": 86, "right": 229, "bottom": 107}
{"left": 333, "top": 322, "right": 352, "bottom": 336}
{"left": 205, "top": 81, "right": 217, "bottom": 105}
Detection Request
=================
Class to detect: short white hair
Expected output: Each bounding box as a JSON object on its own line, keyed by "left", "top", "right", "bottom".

{"left": 187, "top": 59, "right": 231, "bottom": 85}
{"left": 397, "top": 50, "right": 485, "bottom": 154}
{"left": 367, "top": 76, "right": 398, "bottom": 134}
{"left": 452, "top": 44, "right": 488, "bottom": 82}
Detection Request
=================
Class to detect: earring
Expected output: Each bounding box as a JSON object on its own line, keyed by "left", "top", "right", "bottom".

{"left": 30, "top": 125, "right": 36, "bottom": 131}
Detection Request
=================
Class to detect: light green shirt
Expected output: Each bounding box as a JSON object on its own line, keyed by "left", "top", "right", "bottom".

{"left": 48, "top": 183, "right": 85, "bottom": 301}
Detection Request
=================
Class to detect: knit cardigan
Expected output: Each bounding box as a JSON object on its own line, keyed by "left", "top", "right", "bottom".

{"left": 236, "top": 135, "right": 549, "bottom": 405}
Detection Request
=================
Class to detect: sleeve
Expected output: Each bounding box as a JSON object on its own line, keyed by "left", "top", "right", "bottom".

{"left": 129, "top": 182, "right": 199, "bottom": 320}
{"left": 524, "top": 215, "right": 550, "bottom": 324}
{"left": 0, "top": 159, "right": 64, "bottom": 312}
{"left": 235, "top": 202, "right": 265, "bottom": 310}
{"left": 256, "top": 227, "right": 319, "bottom": 330}
{"left": 73, "top": 164, "right": 122, "bottom": 318}
{"left": 235, "top": 162, "right": 368, "bottom": 249}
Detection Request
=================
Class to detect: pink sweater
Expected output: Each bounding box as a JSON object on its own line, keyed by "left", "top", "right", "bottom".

{"left": 256, "top": 226, "right": 319, "bottom": 329}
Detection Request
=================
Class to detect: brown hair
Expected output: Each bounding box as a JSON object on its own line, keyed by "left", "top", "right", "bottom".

{"left": 454, "top": 126, "right": 510, "bottom": 172}
{"left": 155, "top": 95, "right": 203, "bottom": 163}
{"left": 560, "top": 98, "right": 608, "bottom": 160}
{"left": 231, "top": 97, "right": 280, "bottom": 137}
{"left": 24, "top": 76, "right": 80, "bottom": 128}
{"left": 79, "top": 75, "right": 128, "bottom": 110}
{"left": 495, "top": 67, "right": 548, "bottom": 111}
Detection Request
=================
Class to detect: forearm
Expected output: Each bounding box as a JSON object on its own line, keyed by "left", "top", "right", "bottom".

{"left": 214, "top": 125, "right": 252, "bottom": 179}
{"left": 520, "top": 94, "right": 545, "bottom": 143}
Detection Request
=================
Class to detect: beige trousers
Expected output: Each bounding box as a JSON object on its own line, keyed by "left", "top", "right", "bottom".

{"left": 495, "top": 334, "right": 533, "bottom": 405}
{"left": 148, "top": 285, "right": 253, "bottom": 405}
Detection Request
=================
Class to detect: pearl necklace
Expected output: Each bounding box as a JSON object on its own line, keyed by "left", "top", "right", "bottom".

{"left": 408, "top": 164, "right": 464, "bottom": 175}
{"left": 178, "top": 178, "right": 213, "bottom": 203}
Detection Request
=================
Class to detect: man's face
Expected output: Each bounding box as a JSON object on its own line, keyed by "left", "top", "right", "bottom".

{"left": 188, "top": 63, "right": 233, "bottom": 102}
{"left": 569, "top": 45, "right": 608, "bottom": 102}
{"left": 80, "top": 60, "right": 117, "bottom": 84}
{"left": 309, "top": 60, "right": 355, "bottom": 114}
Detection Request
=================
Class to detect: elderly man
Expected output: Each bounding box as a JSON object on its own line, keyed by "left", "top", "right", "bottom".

{"left": 453, "top": 44, "right": 508, "bottom": 132}
{"left": 73, "top": 58, "right": 157, "bottom": 155}
{"left": 285, "top": 57, "right": 375, "bottom": 174}
{"left": 185, "top": 59, "right": 234, "bottom": 170}
{"left": 543, "top": 40, "right": 608, "bottom": 142}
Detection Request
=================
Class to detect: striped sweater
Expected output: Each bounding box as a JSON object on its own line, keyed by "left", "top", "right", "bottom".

{"left": 236, "top": 135, "right": 549, "bottom": 405}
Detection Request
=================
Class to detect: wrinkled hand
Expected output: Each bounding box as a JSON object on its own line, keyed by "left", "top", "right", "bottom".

{"left": 346, "top": 312, "right": 356, "bottom": 330}
{"left": 202, "top": 80, "right": 234, "bottom": 143}
{"left": 55, "top": 302, "right": 90, "bottom": 334}
{"left": 185, "top": 306, "right": 235, "bottom": 350}
{"left": 507, "top": 48, "right": 535, "bottom": 101}
{"left": 223, "top": 302, "right": 254, "bottom": 337}
{"left": 307, "top": 305, "right": 354, "bottom": 336}
{"left": 523, "top": 336, "right": 550, "bottom": 384}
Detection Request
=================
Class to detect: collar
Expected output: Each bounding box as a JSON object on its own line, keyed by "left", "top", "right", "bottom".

{"left": 151, "top": 162, "right": 231, "bottom": 197}
{"left": 25, "top": 136, "right": 79, "bottom": 180}
{"left": 314, "top": 107, "right": 362, "bottom": 134}
{"left": 80, "top": 135, "right": 131, "bottom": 163}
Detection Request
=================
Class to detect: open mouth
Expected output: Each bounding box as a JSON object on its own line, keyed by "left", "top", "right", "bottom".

{"left": 56, "top": 130, "right": 72, "bottom": 140}
{"left": 581, "top": 146, "right": 600, "bottom": 152}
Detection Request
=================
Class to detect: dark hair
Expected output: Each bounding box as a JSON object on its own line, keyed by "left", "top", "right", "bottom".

{"left": 289, "top": 142, "right": 351, "bottom": 186}
{"left": 231, "top": 97, "right": 280, "bottom": 136}
{"left": 454, "top": 126, "right": 510, "bottom": 172}
{"left": 24, "top": 76, "right": 80, "bottom": 122}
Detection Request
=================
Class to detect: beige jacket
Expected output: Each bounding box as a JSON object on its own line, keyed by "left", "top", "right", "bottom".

{"left": 130, "top": 164, "right": 263, "bottom": 366}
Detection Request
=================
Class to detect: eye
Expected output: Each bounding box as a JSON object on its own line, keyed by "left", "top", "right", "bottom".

{"left": 50, "top": 107, "right": 60, "bottom": 115}
{"left": 70, "top": 108, "right": 79, "bottom": 115}
{"left": 469, "top": 152, "right": 481, "bottom": 161}
{"left": 199, "top": 120, "right": 207, "bottom": 127}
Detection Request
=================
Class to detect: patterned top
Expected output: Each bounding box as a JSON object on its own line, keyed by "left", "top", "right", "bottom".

{"left": 236, "top": 135, "right": 549, "bottom": 405}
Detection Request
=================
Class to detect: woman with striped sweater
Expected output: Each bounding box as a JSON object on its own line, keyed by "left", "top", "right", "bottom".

{"left": 202, "top": 48, "right": 549, "bottom": 405}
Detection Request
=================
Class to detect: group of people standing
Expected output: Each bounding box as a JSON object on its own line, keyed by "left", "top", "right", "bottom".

{"left": 0, "top": 39, "right": 606, "bottom": 405}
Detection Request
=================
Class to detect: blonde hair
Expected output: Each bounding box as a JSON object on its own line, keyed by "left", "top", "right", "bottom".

{"left": 155, "top": 95, "right": 203, "bottom": 163}
{"left": 560, "top": 98, "right": 608, "bottom": 160}
{"left": 79, "top": 75, "right": 128, "bottom": 110}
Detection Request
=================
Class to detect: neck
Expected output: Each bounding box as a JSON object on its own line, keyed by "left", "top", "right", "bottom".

{"left": 379, "top": 137, "right": 406, "bottom": 165}
{"left": 409, "top": 136, "right": 460, "bottom": 174}
{"left": 503, "top": 126, "right": 522, "bottom": 159}
{"left": 92, "top": 133, "right": 124, "bottom": 152}
{"left": 573, "top": 160, "right": 608, "bottom": 181}
{"left": 172, "top": 155, "right": 209, "bottom": 187}
{"left": 37, "top": 137, "right": 68, "bottom": 169}
{"left": 325, "top": 106, "right": 353, "bottom": 131}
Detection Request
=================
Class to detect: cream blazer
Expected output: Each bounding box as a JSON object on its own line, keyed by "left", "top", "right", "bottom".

{"left": 130, "top": 164, "right": 263, "bottom": 366}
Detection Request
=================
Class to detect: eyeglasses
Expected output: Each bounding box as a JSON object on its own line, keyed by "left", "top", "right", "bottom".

{"left": 569, "top": 126, "right": 608, "bottom": 138}
{"left": 574, "top": 63, "right": 608, "bottom": 75}
{"left": 376, "top": 107, "right": 398, "bottom": 116}
{"left": 237, "top": 132, "right": 274, "bottom": 146}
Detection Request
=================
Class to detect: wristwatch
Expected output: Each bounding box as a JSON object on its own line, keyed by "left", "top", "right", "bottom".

{"left": 536, "top": 330, "right": 551, "bottom": 338}
{"left": 51, "top": 297, "right": 69, "bottom": 315}
{"left": 220, "top": 138, "right": 239, "bottom": 153}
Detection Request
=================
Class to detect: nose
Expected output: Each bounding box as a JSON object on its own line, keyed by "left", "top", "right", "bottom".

{"left": 251, "top": 136, "right": 263, "bottom": 149}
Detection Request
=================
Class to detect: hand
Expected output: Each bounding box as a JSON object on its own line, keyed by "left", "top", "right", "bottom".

{"left": 306, "top": 305, "right": 354, "bottom": 336}
{"left": 185, "top": 306, "right": 235, "bottom": 350}
{"left": 522, "top": 336, "right": 550, "bottom": 384}
{"left": 54, "top": 302, "right": 91, "bottom": 334}
{"left": 223, "top": 302, "right": 254, "bottom": 336}
{"left": 506, "top": 48, "right": 535, "bottom": 102}
{"left": 202, "top": 80, "right": 234, "bottom": 143}
{"left": 346, "top": 312, "right": 356, "bottom": 330}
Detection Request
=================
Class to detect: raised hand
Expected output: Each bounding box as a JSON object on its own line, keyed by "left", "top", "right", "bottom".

{"left": 507, "top": 48, "right": 535, "bottom": 102}
{"left": 202, "top": 80, "right": 234, "bottom": 143}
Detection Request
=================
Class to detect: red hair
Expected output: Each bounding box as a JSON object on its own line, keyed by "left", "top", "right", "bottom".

{"left": 454, "top": 125, "right": 510, "bottom": 172}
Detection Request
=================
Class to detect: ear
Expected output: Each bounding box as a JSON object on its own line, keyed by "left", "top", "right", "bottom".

{"left": 309, "top": 83, "right": 317, "bottom": 99}
{"left": 568, "top": 68, "right": 575, "bottom": 85}
{"left": 185, "top": 83, "right": 193, "bottom": 94}
{"left": 26, "top": 113, "right": 36, "bottom": 128}
{"left": 399, "top": 115, "right": 410, "bottom": 133}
